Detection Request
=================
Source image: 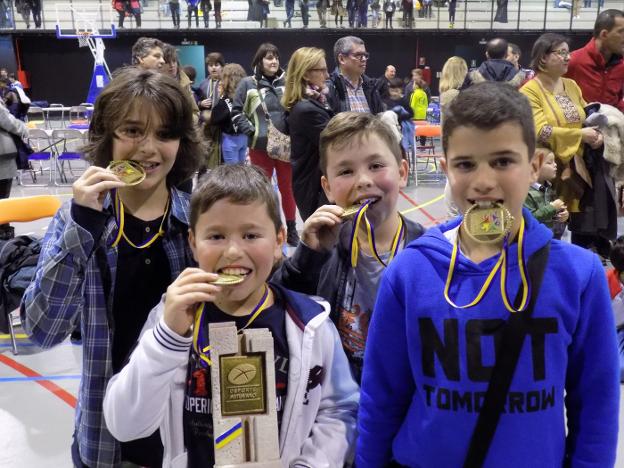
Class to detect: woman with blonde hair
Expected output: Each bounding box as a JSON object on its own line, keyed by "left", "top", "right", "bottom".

{"left": 439, "top": 56, "right": 468, "bottom": 118}
{"left": 283, "top": 46, "right": 333, "bottom": 220}
{"left": 210, "top": 63, "right": 248, "bottom": 165}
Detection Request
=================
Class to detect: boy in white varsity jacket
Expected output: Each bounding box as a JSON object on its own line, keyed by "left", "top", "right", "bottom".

{"left": 103, "top": 164, "right": 359, "bottom": 468}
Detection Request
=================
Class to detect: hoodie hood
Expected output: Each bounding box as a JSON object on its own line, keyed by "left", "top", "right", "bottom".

{"left": 406, "top": 208, "right": 553, "bottom": 275}
{"left": 478, "top": 59, "right": 519, "bottom": 82}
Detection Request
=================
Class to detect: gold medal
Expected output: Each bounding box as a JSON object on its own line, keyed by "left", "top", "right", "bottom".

{"left": 341, "top": 204, "right": 362, "bottom": 219}
{"left": 107, "top": 160, "right": 146, "bottom": 186}
{"left": 212, "top": 273, "right": 245, "bottom": 285}
{"left": 463, "top": 202, "right": 513, "bottom": 243}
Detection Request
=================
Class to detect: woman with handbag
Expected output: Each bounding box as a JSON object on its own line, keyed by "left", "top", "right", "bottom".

{"left": 282, "top": 47, "right": 333, "bottom": 221}
{"left": 231, "top": 43, "right": 299, "bottom": 246}
{"left": 0, "top": 97, "right": 28, "bottom": 240}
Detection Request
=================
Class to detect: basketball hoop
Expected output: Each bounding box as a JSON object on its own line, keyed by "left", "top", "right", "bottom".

{"left": 77, "top": 30, "right": 92, "bottom": 48}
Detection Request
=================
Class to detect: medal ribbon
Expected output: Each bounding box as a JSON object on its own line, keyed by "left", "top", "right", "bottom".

{"left": 444, "top": 217, "right": 530, "bottom": 313}
{"left": 110, "top": 189, "right": 170, "bottom": 249}
{"left": 192, "top": 284, "right": 271, "bottom": 368}
{"left": 349, "top": 201, "right": 405, "bottom": 268}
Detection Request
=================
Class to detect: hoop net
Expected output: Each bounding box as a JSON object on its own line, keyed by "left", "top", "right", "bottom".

{"left": 77, "top": 31, "right": 92, "bottom": 48}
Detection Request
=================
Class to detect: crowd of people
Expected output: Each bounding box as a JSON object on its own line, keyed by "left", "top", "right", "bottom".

{"left": 3, "top": 6, "right": 624, "bottom": 468}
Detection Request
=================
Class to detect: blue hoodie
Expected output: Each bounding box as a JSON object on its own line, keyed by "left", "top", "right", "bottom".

{"left": 357, "top": 210, "right": 619, "bottom": 467}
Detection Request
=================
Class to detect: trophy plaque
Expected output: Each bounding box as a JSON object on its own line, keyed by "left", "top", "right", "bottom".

{"left": 209, "top": 322, "right": 281, "bottom": 468}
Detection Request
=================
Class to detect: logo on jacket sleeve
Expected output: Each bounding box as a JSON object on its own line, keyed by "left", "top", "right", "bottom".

{"left": 303, "top": 365, "right": 325, "bottom": 405}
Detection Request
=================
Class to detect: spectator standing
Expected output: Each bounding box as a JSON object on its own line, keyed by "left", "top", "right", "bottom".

{"left": 284, "top": 0, "right": 295, "bottom": 26}
{"left": 15, "top": 0, "right": 30, "bottom": 28}
{"left": 326, "top": 36, "right": 385, "bottom": 114}
{"left": 402, "top": 0, "right": 413, "bottom": 27}
{"left": 283, "top": 47, "right": 334, "bottom": 220}
{"left": 186, "top": 0, "right": 200, "bottom": 27}
{"left": 383, "top": 0, "right": 395, "bottom": 28}
{"left": 448, "top": 0, "right": 456, "bottom": 27}
{"left": 356, "top": 0, "right": 368, "bottom": 27}
{"left": 0, "top": 97, "right": 28, "bottom": 240}
{"left": 438, "top": 56, "right": 467, "bottom": 120}
{"left": 198, "top": 51, "right": 224, "bottom": 120}
{"left": 213, "top": 0, "right": 221, "bottom": 27}
{"left": 378, "top": 64, "right": 396, "bottom": 99}
{"left": 520, "top": 33, "right": 609, "bottom": 257}
{"left": 331, "top": 0, "right": 346, "bottom": 26}
{"left": 370, "top": 0, "right": 380, "bottom": 26}
{"left": 565, "top": 9, "right": 624, "bottom": 112}
{"left": 210, "top": 63, "right": 248, "bottom": 164}
{"left": 464, "top": 37, "right": 525, "bottom": 88}
{"left": 317, "top": 0, "right": 330, "bottom": 27}
{"left": 168, "top": 0, "right": 181, "bottom": 28}
{"left": 200, "top": 0, "right": 211, "bottom": 26}
{"left": 300, "top": 0, "right": 310, "bottom": 28}
{"left": 231, "top": 43, "right": 299, "bottom": 246}
{"left": 27, "top": 0, "right": 40, "bottom": 28}
{"left": 346, "top": 0, "right": 356, "bottom": 27}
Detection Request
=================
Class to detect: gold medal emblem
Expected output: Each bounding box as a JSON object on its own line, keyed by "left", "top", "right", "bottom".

{"left": 463, "top": 202, "right": 513, "bottom": 243}
{"left": 341, "top": 204, "right": 362, "bottom": 219}
{"left": 107, "top": 160, "right": 146, "bottom": 186}
{"left": 212, "top": 273, "right": 245, "bottom": 285}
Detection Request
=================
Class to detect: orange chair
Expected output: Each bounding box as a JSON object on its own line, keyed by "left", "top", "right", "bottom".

{"left": 0, "top": 195, "right": 62, "bottom": 354}
{"left": 415, "top": 124, "right": 441, "bottom": 138}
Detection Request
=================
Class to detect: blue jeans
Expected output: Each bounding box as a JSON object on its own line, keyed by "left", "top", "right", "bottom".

{"left": 221, "top": 133, "right": 247, "bottom": 164}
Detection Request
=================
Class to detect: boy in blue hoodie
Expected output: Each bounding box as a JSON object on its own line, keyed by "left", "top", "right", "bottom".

{"left": 356, "top": 82, "right": 620, "bottom": 467}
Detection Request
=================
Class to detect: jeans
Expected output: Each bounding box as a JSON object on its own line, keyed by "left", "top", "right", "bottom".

{"left": 221, "top": 133, "right": 248, "bottom": 164}
{"left": 188, "top": 5, "right": 199, "bottom": 26}
{"left": 169, "top": 2, "right": 180, "bottom": 26}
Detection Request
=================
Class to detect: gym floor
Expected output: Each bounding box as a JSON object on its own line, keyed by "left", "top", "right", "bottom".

{"left": 1, "top": 174, "right": 623, "bottom": 467}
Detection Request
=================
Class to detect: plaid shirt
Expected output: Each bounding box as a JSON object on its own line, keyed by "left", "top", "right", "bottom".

{"left": 342, "top": 75, "right": 370, "bottom": 113}
{"left": 21, "top": 188, "right": 196, "bottom": 468}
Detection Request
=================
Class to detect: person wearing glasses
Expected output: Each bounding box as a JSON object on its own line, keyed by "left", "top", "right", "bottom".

{"left": 326, "top": 36, "right": 385, "bottom": 116}
{"left": 463, "top": 38, "right": 525, "bottom": 89}
{"left": 521, "top": 33, "right": 606, "bottom": 257}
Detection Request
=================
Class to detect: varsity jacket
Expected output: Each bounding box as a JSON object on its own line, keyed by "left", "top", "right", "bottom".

{"left": 566, "top": 37, "right": 624, "bottom": 112}
{"left": 356, "top": 210, "right": 619, "bottom": 467}
{"left": 21, "top": 188, "right": 196, "bottom": 468}
{"left": 326, "top": 69, "right": 385, "bottom": 115}
{"left": 103, "top": 284, "right": 359, "bottom": 468}
{"left": 272, "top": 215, "right": 425, "bottom": 327}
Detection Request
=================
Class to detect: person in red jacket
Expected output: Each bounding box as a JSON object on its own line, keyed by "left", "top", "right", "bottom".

{"left": 565, "top": 9, "right": 624, "bottom": 111}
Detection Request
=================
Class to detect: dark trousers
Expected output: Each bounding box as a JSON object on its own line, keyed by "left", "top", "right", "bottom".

{"left": 448, "top": 0, "right": 456, "bottom": 21}
{"left": 0, "top": 178, "right": 11, "bottom": 234}
{"left": 201, "top": 0, "right": 211, "bottom": 26}
{"left": 169, "top": 2, "right": 180, "bottom": 26}
{"left": 214, "top": 0, "right": 221, "bottom": 25}
{"left": 385, "top": 11, "right": 393, "bottom": 26}
{"left": 188, "top": 5, "right": 199, "bottom": 26}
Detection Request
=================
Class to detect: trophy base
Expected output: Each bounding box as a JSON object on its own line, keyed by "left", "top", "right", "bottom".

{"left": 216, "top": 461, "right": 282, "bottom": 468}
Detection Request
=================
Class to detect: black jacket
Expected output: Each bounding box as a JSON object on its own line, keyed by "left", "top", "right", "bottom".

{"left": 326, "top": 69, "right": 386, "bottom": 115}
{"left": 462, "top": 59, "right": 525, "bottom": 89}
{"left": 286, "top": 98, "right": 333, "bottom": 221}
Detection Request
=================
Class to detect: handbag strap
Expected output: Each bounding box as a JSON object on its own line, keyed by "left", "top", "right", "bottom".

{"left": 256, "top": 82, "right": 275, "bottom": 124}
{"left": 463, "top": 241, "right": 551, "bottom": 468}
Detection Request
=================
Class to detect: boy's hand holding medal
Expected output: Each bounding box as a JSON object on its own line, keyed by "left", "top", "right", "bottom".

{"left": 301, "top": 204, "right": 346, "bottom": 252}
{"left": 72, "top": 166, "right": 128, "bottom": 212}
{"left": 163, "top": 268, "right": 223, "bottom": 337}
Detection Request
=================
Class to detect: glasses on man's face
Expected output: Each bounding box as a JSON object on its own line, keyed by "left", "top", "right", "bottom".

{"left": 348, "top": 52, "right": 370, "bottom": 61}
{"left": 550, "top": 49, "right": 570, "bottom": 59}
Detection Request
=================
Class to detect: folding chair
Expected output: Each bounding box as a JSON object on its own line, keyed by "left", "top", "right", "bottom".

{"left": 0, "top": 195, "right": 62, "bottom": 354}
{"left": 19, "top": 128, "right": 56, "bottom": 186}
{"left": 51, "top": 129, "right": 87, "bottom": 185}
{"left": 46, "top": 103, "right": 66, "bottom": 129}
{"left": 26, "top": 106, "right": 46, "bottom": 129}
{"left": 68, "top": 105, "right": 90, "bottom": 130}
{"left": 414, "top": 123, "right": 445, "bottom": 184}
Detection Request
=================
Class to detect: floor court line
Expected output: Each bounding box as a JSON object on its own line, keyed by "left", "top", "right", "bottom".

{"left": 0, "top": 354, "right": 77, "bottom": 408}
{"left": 399, "top": 190, "right": 437, "bottom": 222}
{"left": 0, "top": 375, "right": 81, "bottom": 382}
